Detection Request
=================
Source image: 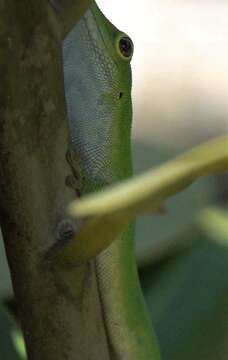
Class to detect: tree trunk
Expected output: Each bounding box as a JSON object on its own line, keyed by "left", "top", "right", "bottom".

{"left": 0, "top": 1, "right": 110, "bottom": 359}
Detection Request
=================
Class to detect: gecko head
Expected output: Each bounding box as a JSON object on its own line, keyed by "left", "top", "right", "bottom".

{"left": 63, "top": 3, "right": 134, "bottom": 191}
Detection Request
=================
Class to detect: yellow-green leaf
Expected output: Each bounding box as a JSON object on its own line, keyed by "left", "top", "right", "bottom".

{"left": 54, "top": 135, "right": 228, "bottom": 266}
{"left": 69, "top": 135, "right": 228, "bottom": 217}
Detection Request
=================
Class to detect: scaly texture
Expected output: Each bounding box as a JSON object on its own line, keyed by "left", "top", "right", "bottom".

{"left": 63, "top": 1, "right": 160, "bottom": 359}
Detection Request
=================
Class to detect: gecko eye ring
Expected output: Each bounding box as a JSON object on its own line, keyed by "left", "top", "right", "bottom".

{"left": 116, "top": 34, "right": 134, "bottom": 60}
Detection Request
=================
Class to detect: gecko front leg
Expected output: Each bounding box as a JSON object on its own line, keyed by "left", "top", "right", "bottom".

{"left": 65, "top": 147, "right": 84, "bottom": 197}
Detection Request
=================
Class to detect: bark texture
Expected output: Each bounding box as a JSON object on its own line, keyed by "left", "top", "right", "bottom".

{"left": 0, "top": 1, "right": 109, "bottom": 359}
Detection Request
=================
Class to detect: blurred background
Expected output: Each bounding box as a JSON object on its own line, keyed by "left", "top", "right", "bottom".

{"left": 1, "top": 0, "right": 228, "bottom": 358}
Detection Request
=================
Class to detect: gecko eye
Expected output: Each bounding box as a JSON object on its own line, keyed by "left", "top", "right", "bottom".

{"left": 119, "top": 37, "right": 133, "bottom": 58}
{"left": 116, "top": 34, "right": 134, "bottom": 60}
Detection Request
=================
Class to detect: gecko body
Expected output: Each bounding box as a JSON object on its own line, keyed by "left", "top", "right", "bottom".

{"left": 63, "top": 2, "right": 160, "bottom": 359}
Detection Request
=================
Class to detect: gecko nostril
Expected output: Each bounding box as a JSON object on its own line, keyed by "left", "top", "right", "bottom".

{"left": 119, "top": 92, "right": 123, "bottom": 99}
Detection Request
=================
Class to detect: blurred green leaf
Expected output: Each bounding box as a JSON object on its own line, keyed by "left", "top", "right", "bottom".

{"left": 11, "top": 330, "right": 26, "bottom": 360}
{"left": 198, "top": 207, "right": 228, "bottom": 244}
{"left": 0, "top": 304, "right": 23, "bottom": 359}
{"left": 0, "top": 229, "right": 13, "bottom": 299}
{"left": 140, "top": 206, "right": 228, "bottom": 360}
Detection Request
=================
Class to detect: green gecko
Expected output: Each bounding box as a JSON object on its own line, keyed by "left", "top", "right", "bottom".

{"left": 62, "top": 1, "right": 160, "bottom": 359}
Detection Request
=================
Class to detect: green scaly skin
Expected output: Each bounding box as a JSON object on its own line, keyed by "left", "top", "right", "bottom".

{"left": 63, "top": 1, "right": 160, "bottom": 359}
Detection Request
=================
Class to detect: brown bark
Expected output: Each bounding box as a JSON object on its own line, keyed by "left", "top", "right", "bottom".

{"left": 48, "top": 0, "right": 91, "bottom": 38}
{"left": 0, "top": 1, "right": 109, "bottom": 359}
